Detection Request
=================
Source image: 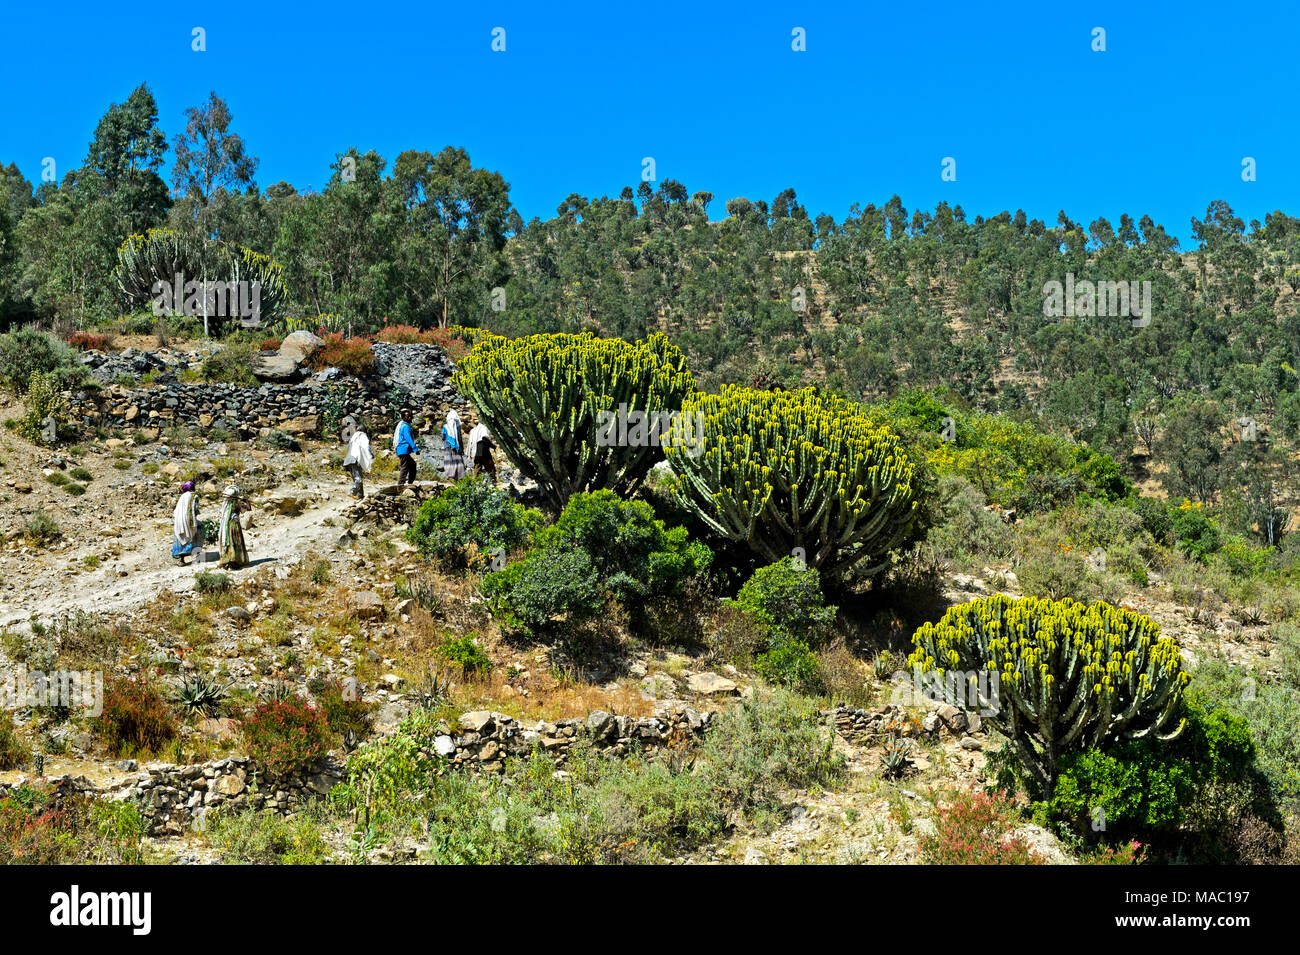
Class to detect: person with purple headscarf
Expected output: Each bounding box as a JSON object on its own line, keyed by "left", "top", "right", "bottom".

{"left": 172, "top": 481, "right": 203, "bottom": 563}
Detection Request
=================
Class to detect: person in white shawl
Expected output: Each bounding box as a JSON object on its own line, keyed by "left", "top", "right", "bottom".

{"left": 172, "top": 481, "right": 202, "bottom": 564}
{"left": 343, "top": 423, "right": 373, "bottom": 498}
{"left": 442, "top": 409, "right": 466, "bottom": 481}
{"left": 466, "top": 422, "right": 496, "bottom": 481}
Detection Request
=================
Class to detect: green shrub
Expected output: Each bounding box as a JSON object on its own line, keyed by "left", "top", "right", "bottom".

{"left": 0, "top": 329, "right": 88, "bottom": 394}
{"left": 200, "top": 343, "right": 259, "bottom": 385}
{"left": 407, "top": 476, "right": 541, "bottom": 568}
{"left": 19, "top": 371, "right": 68, "bottom": 443}
{"left": 754, "top": 637, "right": 823, "bottom": 694}
{"left": 0, "top": 711, "right": 30, "bottom": 770}
{"left": 195, "top": 571, "right": 231, "bottom": 594}
{"left": 97, "top": 678, "right": 178, "bottom": 757}
{"left": 482, "top": 490, "right": 710, "bottom": 638}
{"left": 1048, "top": 704, "right": 1261, "bottom": 854}
{"left": 23, "top": 512, "right": 60, "bottom": 545}
{"left": 731, "top": 559, "right": 837, "bottom": 647}
{"left": 1171, "top": 505, "right": 1220, "bottom": 562}
{"left": 438, "top": 633, "right": 492, "bottom": 677}
{"left": 206, "top": 805, "right": 330, "bottom": 864}
{"left": 481, "top": 545, "right": 605, "bottom": 636}
{"left": 926, "top": 475, "right": 1013, "bottom": 567}
{"left": 240, "top": 700, "right": 332, "bottom": 779}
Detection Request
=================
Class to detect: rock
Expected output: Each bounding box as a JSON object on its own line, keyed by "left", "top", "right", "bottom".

{"left": 959, "top": 736, "right": 983, "bottom": 751}
{"left": 394, "top": 598, "right": 414, "bottom": 616}
{"left": 459, "top": 711, "right": 495, "bottom": 734}
{"left": 281, "top": 413, "right": 322, "bottom": 437}
{"left": 379, "top": 673, "right": 404, "bottom": 690}
{"left": 347, "top": 591, "right": 385, "bottom": 619}
{"left": 213, "top": 774, "right": 246, "bottom": 796}
{"left": 433, "top": 735, "right": 456, "bottom": 757}
{"left": 279, "top": 331, "right": 324, "bottom": 364}
{"left": 586, "top": 710, "right": 614, "bottom": 740}
{"left": 640, "top": 673, "right": 678, "bottom": 700}
{"left": 936, "top": 703, "right": 968, "bottom": 733}
{"left": 225, "top": 606, "right": 252, "bottom": 626}
{"left": 686, "top": 672, "right": 739, "bottom": 696}
{"left": 253, "top": 354, "right": 303, "bottom": 383}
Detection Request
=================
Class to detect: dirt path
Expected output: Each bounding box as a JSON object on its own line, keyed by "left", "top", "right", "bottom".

{"left": 0, "top": 477, "right": 357, "bottom": 634}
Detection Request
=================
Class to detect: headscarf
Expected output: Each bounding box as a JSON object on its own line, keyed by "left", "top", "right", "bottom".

{"left": 467, "top": 423, "right": 491, "bottom": 461}
{"left": 346, "top": 430, "right": 373, "bottom": 472}
{"left": 173, "top": 487, "right": 198, "bottom": 543}
{"left": 219, "top": 486, "right": 241, "bottom": 548}
{"left": 443, "top": 409, "right": 462, "bottom": 451}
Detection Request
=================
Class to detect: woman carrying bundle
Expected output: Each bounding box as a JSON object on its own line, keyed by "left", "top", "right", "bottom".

{"left": 172, "top": 481, "right": 203, "bottom": 564}
{"left": 217, "top": 485, "right": 251, "bottom": 568}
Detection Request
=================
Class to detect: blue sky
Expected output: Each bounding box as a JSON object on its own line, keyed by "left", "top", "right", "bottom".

{"left": 2, "top": 0, "right": 1296, "bottom": 244}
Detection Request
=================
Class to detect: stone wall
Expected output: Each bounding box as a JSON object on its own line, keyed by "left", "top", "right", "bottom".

{"left": 67, "top": 343, "right": 471, "bottom": 439}
{"left": 0, "top": 704, "right": 715, "bottom": 837}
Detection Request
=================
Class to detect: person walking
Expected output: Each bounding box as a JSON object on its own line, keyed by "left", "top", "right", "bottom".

{"left": 442, "top": 409, "right": 466, "bottom": 481}
{"left": 466, "top": 421, "right": 496, "bottom": 482}
{"left": 171, "top": 481, "right": 203, "bottom": 564}
{"left": 216, "top": 485, "right": 250, "bottom": 568}
{"left": 394, "top": 410, "right": 418, "bottom": 485}
{"left": 343, "top": 423, "right": 373, "bottom": 498}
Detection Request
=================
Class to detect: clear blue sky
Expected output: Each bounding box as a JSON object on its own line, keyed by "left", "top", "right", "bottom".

{"left": 2, "top": 0, "right": 1295, "bottom": 243}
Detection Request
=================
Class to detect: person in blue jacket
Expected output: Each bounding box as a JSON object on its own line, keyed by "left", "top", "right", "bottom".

{"left": 393, "top": 410, "right": 418, "bottom": 484}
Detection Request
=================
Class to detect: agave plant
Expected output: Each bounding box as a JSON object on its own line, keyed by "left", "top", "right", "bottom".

{"left": 880, "top": 733, "right": 911, "bottom": 779}
{"left": 172, "top": 673, "right": 230, "bottom": 717}
{"left": 872, "top": 649, "right": 896, "bottom": 681}
{"left": 261, "top": 679, "right": 297, "bottom": 704}
{"left": 410, "top": 666, "right": 453, "bottom": 712}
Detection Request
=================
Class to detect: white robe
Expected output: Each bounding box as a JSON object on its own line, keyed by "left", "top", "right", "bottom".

{"left": 466, "top": 423, "right": 491, "bottom": 462}
{"left": 344, "top": 432, "right": 373, "bottom": 472}
{"left": 173, "top": 491, "right": 198, "bottom": 547}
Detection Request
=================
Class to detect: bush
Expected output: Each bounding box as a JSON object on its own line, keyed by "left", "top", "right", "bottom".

{"left": 731, "top": 559, "right": 837, "bottom": 647}
{"left": 19, "top": 370, "right": 69, "bottom": 444}
{"left": 754, "top": 637, "right": 823, "bottom": 694}
{"left": 206, "top": 805, "right": 329, "bottom": 864}
{"left": 455, "top": 331, "right": 697, "bottom": 512}
{"left": 200, "top": 343, "right": 258, "bottom": 385}
{"left": 481, "top": 545, "right": 605, "bottom": 637}
{"left": 1171, "top": 503, "right": 1220, "bottom": 562}
{"left": 407, "top": 475, "right": 541, "bottom": 568}
{"left": 97, "top": 678, "right": 178, "bottom": 757}
{"left": 438, "top": 633, "right": 492, "bottom": 677}
{"left": 918, "top": 790, "right": 1046, "bottom": 865}
{"left": 0, "top": 329, "right": 88, "bottom": 394}
{"left": 195, "top": 571, "right": 231, "bottom": 594}
{"left": 0, "top": 789, "right": 143, "bottom": 864}
{"left": 240, "top": 700, "right": 332, "bottom": 779}
{"left": 926, "top": 475, "right": 1013, "bottom": 567}
{"left": 483, "top": 490, "right": 710, "bottom": 637}
{"left": 309, "top": 678, "right": 373, "bottom": 742}
{"left": 908, "top": 595, "right": 1189, "bottom": 797}
{"left": 309, "top": 332, "right": 375, "bottom": 377}
{"left": 1048, "top": 704, "right": 1261, "bottom": 854}
{"left": 23, "top": 512, "right": 60, "bottom": 546}
{"left": 0, "top": 711, "right": 30, "bottom": 770}
{"left": 666, "top": 385, "right": 926, "bottom": 577}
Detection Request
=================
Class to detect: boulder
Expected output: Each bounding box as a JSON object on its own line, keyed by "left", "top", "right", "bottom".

{"left": 347, "top": 591, "right": 385, "bottom": 620}
{"left": 279, "top": 331, "right": 324, "bottom": 364}
{"left": 252, "top": 354, "right": 303, "bottom": 383}
{"left": 686, "top": 672, "right": 739, "bottom": 696}
{"left": 281, "top": 413, "right": 322, "bottom": 437}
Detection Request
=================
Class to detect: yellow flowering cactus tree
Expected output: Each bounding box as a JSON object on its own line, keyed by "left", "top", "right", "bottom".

{"left": 454, "top": 331, "right": 697, "bottom": 511}
{"left": 662, "top": 385, "right": 924, "bottom": 576}
{"left": 908, "top": 595, "right": 1189, "bottom": 797}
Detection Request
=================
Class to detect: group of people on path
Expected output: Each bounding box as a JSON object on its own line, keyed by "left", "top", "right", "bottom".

{"left": 171, "top": 407, "right": 495, "bottom": 570}
{"left": 171, "top": 482, "right": 250, "bottom": 569}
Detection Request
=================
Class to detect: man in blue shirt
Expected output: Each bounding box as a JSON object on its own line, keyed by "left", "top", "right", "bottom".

{"left": 393, "top": 410, "right": 418, "bottom": 484}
